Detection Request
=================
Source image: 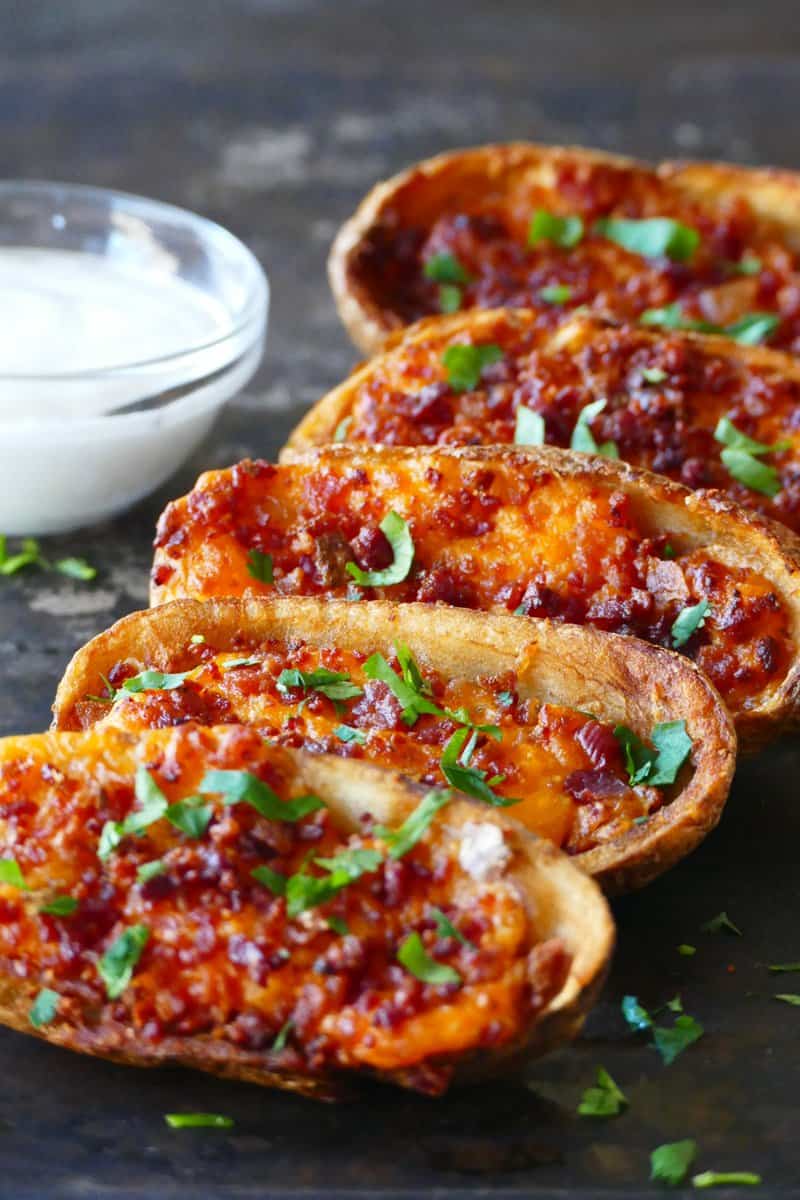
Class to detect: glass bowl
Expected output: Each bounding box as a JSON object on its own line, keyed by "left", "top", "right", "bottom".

{"left": 0, "top": 181, "right": 268, "bottom": 534}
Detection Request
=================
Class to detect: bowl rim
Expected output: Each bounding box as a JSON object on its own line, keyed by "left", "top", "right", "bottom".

{"left": 0, "top": 179, "right": 269, "bottom": 379}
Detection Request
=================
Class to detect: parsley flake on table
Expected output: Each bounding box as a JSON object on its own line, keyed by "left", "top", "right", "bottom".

{"left": 397, "top": 932, "right": 461, "bottom": 986}
{"left": 165, "top": 1113, "right": 234, "bottom": 1129}
{"left": 570, "top": 398, "right": 619, "bottom": 459}
{"left": 441, "top": 342, "right": 503, "bottom": 391}
{"left": 692, "top": 1170, "right": 761, "bottom": 1188}
{"left": 774, "top": 993, "right": 800, "bottom": 1006}
{"left": 651, "top": 1139, "right": 698, "bottom": 1186}
{"left": 701, "top": 911, "right": 742, "bottom": 936}
{"left": 768, "top": 962, "right": 800, "bottom": 973}
{"left": 622, "top": 993, "right": 703, "bottom": 1065}
{"left": 0, "top": 536, "right": 96, "bottom": 582}
{"left": 345, "top": 511, "right": 414, "bottom": 587}
{"left": 577, "top": 1067, "right": 628, "bottom": 1117}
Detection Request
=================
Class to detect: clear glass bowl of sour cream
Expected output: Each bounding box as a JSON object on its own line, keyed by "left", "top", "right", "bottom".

{"left": 0, "top": 181, "right": 268, "bottom": 534}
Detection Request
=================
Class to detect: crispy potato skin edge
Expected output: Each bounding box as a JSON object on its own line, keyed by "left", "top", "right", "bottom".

{"left": 0, "top": 735, "right": 612, "bottom": 1099}
{"left": 53, "top": 594, "right": 737, "bottom": 894}
{"left": 328, "top": 141, "right": 800, "bottom": 354}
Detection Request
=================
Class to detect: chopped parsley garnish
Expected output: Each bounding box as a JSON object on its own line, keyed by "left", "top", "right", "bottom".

{"left": 514, "top": 405, "right": 545, "bottom": 445}
{"left": 441, "top": 342, "right": 503, "bottom": 392}
{"left": 165, "top": 1113, "right": 234, "bottom": 1130}
{"left": 593, "top": 216, "right": 699, "bottom": 262}
{"left": 640, "top": 303, "right": 779, "bottom": 345}
{"left": 345, "top": 511, "right": 414, "bottom": 587}
{"left": 621, "top": 993, "right": 704, "bottom": 1065}
{"left": 327, "top": 915, "right": 349, "bottom": 936}
{"left": 199, "top": 770, "right": 324, "bottom": 822}
{"left": 497, "top": 690, "right": 515, "bottom": 707}
{"left": 701, "top": 911, "right": 742, "bottom": 936}
{"left": 539, "top": 283, "right": 572, "bottom": 305}
{"left": 424, "top": 252, "right": 471, "bottom": 285}
{"left": 714, "top": 415, "right": 788, "bottom": 497}
{"left": 440, "top": 727, "right": 517, "bottom": 807}
{"left": 375, "top": 789, "right": 452, "bottom": 859}
{"left": 251, "top": 865, "right": 288, "bottom": 895}
{"left": 29, "top": 988, "right": 60, "bottom": 1028}
{"left": 768, "top": 962, "right": 800, "bottom": 973}
{"left": 333, "top": 416, "right": 352, "bottom": 443}
{"left": 430, "top": 906, "right": 473, "bottom": 948}
{"left": 333, "top": 724, "right": 367, "bottom": 745}
{"left": 190, "top": 633, "right": 205, "bottom": 645}
{"left": 222, "top": 657, "right": 261, "bottom": 670}
{"left": 577, "top": 1067, "right": 627, "bottom": 1117}
{"left": 99, "top": 924, "right": 150, "bottom": 999}
{"left": 642, "top": 366, "right": 668, "bottom": 385}
{"left": 99, "top": 766, "right": 171, "bottom": 857}
{"left": 671, "top": 599, "right": 711, "bottom": 648}
{"left": 363, "top": 643, "right": 498, "bottom": 735}
{"left": 285, "top": 848, "right": 383, "bottom": 918}
{"left": 119, "top": 669, "right": 191, "bottom": 695}
{"left": 137, "top": 860, "right": 165, "bottom": 884}
{"left": 613, "top": 721, "right": 692, "bottom": 787}
{"left": 277, "top": 666, "right": 363, "bottom": 710}
{"left": 397, "top": 932, "right": 461, "bottom": 985}
{"left": 678, "top": 944, "right": 697, "bottom": 957}
{"left": 774, "top": 993, "right": 800, "bottom": 1006}
{"left": 570, "top": 398, "right": 619, "bottom": 459}
{"left": 40, "top": 895, "right": 78, "bottom": 917}
{"left": 272, "top": 1018, "right": 293, "bottom": 1052}
{"left": 166, "top": 797, "right": 213, "bottom": 838}
{"left": 692, "top": 1171, "right": 761, "bottom": 1189}
{"left": 0, "top": 536, "right": 96, "bottom": 581}
{"left": 0, "top": 858, "right": 27, "bottom": 889}
{"left": 246, "top": 549, "right": 273, "bottom": 584}
{"left": 438, "top": 284, "right": 463, "bottom": 313}
{"left": 729, "top": 256, "right": 762, "bottom": 276}
{"left": 528, "top": 210, "right": 584, "bottom": 249}
{"left": 651, "top": 1140, "right": 698, "bottom": 1186}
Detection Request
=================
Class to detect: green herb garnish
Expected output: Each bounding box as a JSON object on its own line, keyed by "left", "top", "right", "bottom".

{"left": 570, "top": 398, "right": 619, "bottom": 459}
{"left": 641, "top": 303, "right": 779, "bottom": 345}
{"left": 199, "top": 770, "right": 324, "bottom": 822}
{"left": 440, "top": 727, "right": 517, "bottom": 807}
{"left": 327, "top": 915, "right": 349, "bottom": 936}
{"left": 29, "top": 988, "right": 60, "bottom": 1028}
{"left": 119, "top": 669, "right": 191, "bottom": 695}
{"left": 98, "top": 924, "right": 150, "bottom": 999}
{"left": 40, "top": 895, "right": 78, "bottom": 917}
{"left": 613, "top": 721, "right": 692, "bottom": 787}
{"left": 165, "top": 1113, "right": 234, "bottom": 1129}
{"left": 333, "top": 724, "right": 367, "bottom": 744}
{"left": 137, "top": 860, "right": 165, "bottom": 884}
{"left": 272, "top": 1018, "right": 293, "bottom": 1052}
{"left": 701, "top": 911, "right": 742, "bottom": 936}
{"left": 438, "top": 284, "right": 463, "bottom": 313}
{"left": 0, "top": 858, "right": 27, "bottom": 889}
{"left": 642, "top": 366, "right": 668, "bottom": 385}
{"left": 166, "top": 797, "right": 213, "bottom": 838}
{"left": 246, "top": 549, "right": 273, "bottom": 583}
{"left": 528, "top": 210, "right": 584, "bottom": 249}
{"left": 277, "top": 667, "right": 363, "bottom": 709}
{"left": 430, "top": 905, "right": 473, "bottom": 948}
{"left": 692, "top": 1171, "right": 761, "bottom": 1189}
{"left": 577, "top": 1067, "right": 628, "bottom": 1117}
{"left": 651, "top": 1139, "right": 698, "bottom": 1186}
{"left": 397, "top": 932, "right": 461, "bottom": 985}
{"left": 714, "top": 415, "right": 788, "bottom": 497}
{"left": 285, "top": 848, "right": 383, "bottom": 918}
{"left": 424, "top": 252, "right": 471, "bottom": 285}
{"left": 653, "top": 1014, "right": 704, "bottom": 1066}
{"left": 725, "top": 312, "right": 779, "bottom": 345}
{"left": 333, "top": 416, "right": 352, "bottom": 443}
{"left": 678, "top": 944, "right": 697, "bottom": 957}
{"left": 768, "top": 962, "right": 800, "bottom": 973}
{"left": 594, "top": 216, "right": 699, "bottom": 262}
{"left": 0, "top": 536, "right": 96, "bottom": 581}
{"left": 514, "top": 406, "right": 545, "bottom": 445}
{"left": 671, "top": 599, "right": 711, "bottom": 649}
{"left": 441, "top": 343, "right": 503, "bottom": 392}
{"left": 774, "top": 993, "right": 800, "bottom": 1006}
{"left": 374, "top": 789, "right": 452, "bottom": 859}
{"left": 251, "top": 865, "right": 288, "bottom": 895}
{"left": 345, "top": 511, "right": 414, "bottom": 587}
{"left": 539, "top": 283, "right": 572, "bottom": 305}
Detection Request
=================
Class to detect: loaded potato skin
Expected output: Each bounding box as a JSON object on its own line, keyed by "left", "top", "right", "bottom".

{"left": 149, "top": 446, "right": 800, "bottom": 743}
{"left": 0, "top": 723, "right": 613, "bottom": 1097}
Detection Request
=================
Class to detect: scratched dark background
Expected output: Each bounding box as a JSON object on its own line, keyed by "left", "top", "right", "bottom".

{"left": 0, "top": 0, "right": 799, "bottom": 1196}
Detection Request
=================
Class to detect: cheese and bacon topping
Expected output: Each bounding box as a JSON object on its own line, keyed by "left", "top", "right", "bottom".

{"left": 341, "top": 147, "right": 800, "bottom": 352}
{"left": 63, "top": 637, "right": 690, "bottom": 856}
{"left": 293, "top": 311, "right": 800, "bottom": 534}
{"left": 0, "top": 724, "right": 571, "bottom": 1095}
{"left": 151, "top": 448, "right": 796, "bottom": 718}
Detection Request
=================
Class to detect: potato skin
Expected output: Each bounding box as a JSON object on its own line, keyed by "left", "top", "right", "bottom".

{"left": 329, "top": 142, "right": 800, "bottom": 353}
{"left": 150, "top": 444, "right": 800, "bottom": 747}
{"left": 0, "top": 727, "right": 612, "bottom": 1098}
{"left": 53, "top": 596, "right": 736, "bottom": 895}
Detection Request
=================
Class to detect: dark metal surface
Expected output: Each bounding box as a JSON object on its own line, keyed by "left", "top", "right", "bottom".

{"left": 1, "top": 1, "right": 799, "bottom": 1194}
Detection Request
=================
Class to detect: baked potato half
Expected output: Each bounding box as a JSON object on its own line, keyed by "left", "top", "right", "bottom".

{"left": 286, "top": 308, "right": 800, "bottom": 535}
{"left": 53, "top": 597, "right": 736, "bottom": 893}
{"left": 150, "top": 445, "right": 800, "bottom": 745}
{"left": 0, "top": 722, "right": 613, "bottom": 1098}
{"left": 329, "top": 142, "right": 800, "bottom": 354}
